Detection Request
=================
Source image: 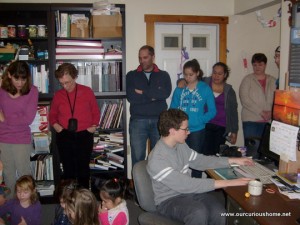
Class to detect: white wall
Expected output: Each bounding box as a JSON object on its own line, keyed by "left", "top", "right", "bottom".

{"left": 227, "top": 3, "right": 281, "bottom": 146}
{"left": 0, "top": 0, "right": 284, "bottom": 175}
{"left": 234, "top": 0, "right": 281, "bottom": 14}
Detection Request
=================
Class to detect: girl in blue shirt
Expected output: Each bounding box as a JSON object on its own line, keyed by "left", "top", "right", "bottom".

{"left": 170, "top": 59, "right": 216, "bottom": 176}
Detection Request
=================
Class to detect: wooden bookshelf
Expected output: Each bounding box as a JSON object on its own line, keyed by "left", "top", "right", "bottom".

{"left": 0, "top": 3, "right": 127, "bottom": 200}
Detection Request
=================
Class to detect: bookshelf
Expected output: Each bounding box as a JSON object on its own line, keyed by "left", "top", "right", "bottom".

{"left": 0, "top": 3, "right": 127, "bottom": 199}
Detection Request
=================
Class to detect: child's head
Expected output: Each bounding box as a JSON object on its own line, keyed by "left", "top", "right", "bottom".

{"left": 55, "top": 179, "right": 78, "bottom": 209}
{"left": 183, "top": 59, "right": 203, "bottom": 83}
{"left": 1, "top": 61, "right": 32, "bottom": 95}
{"left": 15, "top": 175, "right": 38, "bottom": 204}
{"left": 99, "top": 178, "right": 127, "bottom": 210}
{"left": 158, "top": 109, "right": 189, "bottom": 137}
{"left": 65, "top": 189, "right": 99, "bottom": 225}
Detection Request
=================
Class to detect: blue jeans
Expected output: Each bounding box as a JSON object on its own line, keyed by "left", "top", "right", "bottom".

{"left": 129, "top": 118, "right": 160, "bottom": 167}
{"left": 242, "top": 122, "right": 267, "bottom": 144}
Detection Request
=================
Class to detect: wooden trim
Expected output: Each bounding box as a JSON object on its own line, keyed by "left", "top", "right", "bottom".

{"left": 145, "top": 14, "right": 228, "bottom": 63}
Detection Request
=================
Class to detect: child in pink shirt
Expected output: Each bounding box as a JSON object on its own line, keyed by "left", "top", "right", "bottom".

{"left": 98, "top": 178, "right": 129, "bottom": 225}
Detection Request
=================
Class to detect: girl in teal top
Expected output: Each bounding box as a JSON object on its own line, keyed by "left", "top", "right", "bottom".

{"left": 170, "top": 59, "right": 216, "bottom": 176}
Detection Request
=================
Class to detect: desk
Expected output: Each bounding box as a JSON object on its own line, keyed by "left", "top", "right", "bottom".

{"left": 207, "top": 169, "right": 300, "bottom": 225}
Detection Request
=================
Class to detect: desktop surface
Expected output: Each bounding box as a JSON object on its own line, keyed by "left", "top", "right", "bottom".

{"left": 225, "top": 185, "right": 300, "bottom": 225}
{"left": 206, "top": 169, "right": 300, "bottom": 225}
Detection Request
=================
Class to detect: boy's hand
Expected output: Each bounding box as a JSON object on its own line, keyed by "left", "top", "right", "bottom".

{"left": 228, "top": 157, "right": 254, "bottom": 166}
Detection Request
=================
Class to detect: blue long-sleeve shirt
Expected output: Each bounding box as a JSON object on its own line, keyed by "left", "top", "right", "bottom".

{"left": 126, "top": 64, "right": 172, "bottom": 119}
{"left": 170, "top": 81, "right": 216, "bottom": 132}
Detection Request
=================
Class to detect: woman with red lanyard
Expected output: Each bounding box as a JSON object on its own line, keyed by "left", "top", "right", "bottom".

{"left": 49, "top": 63, "right": 100, "bottom": 188}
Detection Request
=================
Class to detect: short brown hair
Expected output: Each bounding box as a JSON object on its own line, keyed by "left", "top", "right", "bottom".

{"left": 251, "top": 53, "right": 267, "bottom": 64}
{"left": 158, "top": 109, "right": 188, "bottom": 137}
{"left": 139, "top": 45, "right": 155, "bottom": 56}
{"left": 55, "top": 63, "right": 78, "bottom": 79}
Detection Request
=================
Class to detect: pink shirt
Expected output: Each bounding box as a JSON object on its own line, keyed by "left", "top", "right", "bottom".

{"left": 98, "top": 200, "right": 129, "bottom": 225}
{"left": 0, "top": 86, "right": 38, "bottom": 144}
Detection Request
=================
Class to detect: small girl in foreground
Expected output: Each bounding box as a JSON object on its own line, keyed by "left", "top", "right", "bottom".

{"left": 53, "top": 179, "right": 78, "bottom": 225}
{"left": 0, "top": 175, "right": 42, "bottom": 225}
{"left": 65, "top": 188, "right": 99, "bottom": 225}
{"left": 98, "top": 178, "right": 130, "bottom": 225}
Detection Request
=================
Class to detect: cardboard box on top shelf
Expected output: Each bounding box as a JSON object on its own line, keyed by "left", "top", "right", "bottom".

{"left": 71, "top": 19, "right": 89, "bottom": 38}
{"left": 92, "top": 14, "right": 122, "bottom": 38}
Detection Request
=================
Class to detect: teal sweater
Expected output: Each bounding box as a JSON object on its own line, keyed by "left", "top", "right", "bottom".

{"left": 170, "top": 81, "right": 216, "bottom": 132}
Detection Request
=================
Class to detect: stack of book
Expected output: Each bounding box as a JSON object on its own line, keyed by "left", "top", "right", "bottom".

{"left": 93, "top": 140, "right": 124, "bottom": 153}
{"left": 56, "top": 39, "right": 104, "bottom": 60}
{"left": 90, "top": 152, "right": 124, "bottom": 171}
{"left": 36, "top": 180, "right": 55, "bottom": 196}
{"left": 98, "top": 132, "right": 123, "bottom": 145}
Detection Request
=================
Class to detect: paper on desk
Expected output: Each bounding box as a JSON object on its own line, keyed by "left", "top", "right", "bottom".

{"left": 270, "top": 120, "right": 298, "bottom": 162}
{"left": 270, "top": 177, "right": 300, "bottom": 200}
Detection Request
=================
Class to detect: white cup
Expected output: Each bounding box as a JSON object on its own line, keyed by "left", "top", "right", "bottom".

{"left": 248, "top": 180, "right": 263, "bottom": 196}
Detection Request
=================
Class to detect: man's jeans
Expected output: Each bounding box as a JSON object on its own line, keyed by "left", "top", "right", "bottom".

{"left": 129, "top": 118, "right": 160, "bottom": 167}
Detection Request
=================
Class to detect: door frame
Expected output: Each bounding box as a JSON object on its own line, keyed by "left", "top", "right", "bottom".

{"left": 144, "top": 15, "right": 228, "bottom": 63}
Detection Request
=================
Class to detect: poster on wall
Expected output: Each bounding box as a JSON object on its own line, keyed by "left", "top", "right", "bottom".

{"left": 273, "top": 90, "right": 300, "bottom": 126}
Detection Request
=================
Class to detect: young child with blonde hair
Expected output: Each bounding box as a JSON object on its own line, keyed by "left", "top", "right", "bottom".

{"left": 0, "top": 175, "right": 41, "bottom": 225}
{"left": 65, "top": 188, "right": 99, "bottom": 225}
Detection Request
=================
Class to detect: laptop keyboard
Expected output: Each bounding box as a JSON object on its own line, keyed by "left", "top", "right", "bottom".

{"left": 234, "top": 163, "right": 276, "bottom": 184}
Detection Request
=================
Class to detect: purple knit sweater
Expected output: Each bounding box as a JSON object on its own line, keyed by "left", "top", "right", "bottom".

{"left": 0, "top": 199, "right": 42, "bottom": 225}
{"left": 0, "top": 86, "right": 38, "bottom": 144}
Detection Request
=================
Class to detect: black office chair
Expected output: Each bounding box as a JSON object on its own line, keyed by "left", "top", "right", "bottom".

{"left": 132, "top": 160, "right": 184, "bottom": 225}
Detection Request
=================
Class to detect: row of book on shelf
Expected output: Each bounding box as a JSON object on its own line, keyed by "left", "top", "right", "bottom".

{"left": 29, "top": 105, "right": 54, "bottom": 196}
{"left": 99, "top": 101, "right": 123, "bottom": 129}
{"left": 31, "top": 154, "right": 54, "bottom": 181}
{"left": 56, "top": 39, "right": 122, "bottom": 60}
{"left": 56, "top": 61, "right": 122, "bottom": 92}
{"left": 29, "top": 63, "right": 49, "bottom": 94}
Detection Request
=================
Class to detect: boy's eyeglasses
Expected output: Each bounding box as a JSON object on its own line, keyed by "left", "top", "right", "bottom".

{"left": 179, "top": 127, "right": 189, "bottom": 132}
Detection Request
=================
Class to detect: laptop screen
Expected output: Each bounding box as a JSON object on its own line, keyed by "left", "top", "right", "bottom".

{"left": 257, "top": 123, "right": 280, "bottom": 166}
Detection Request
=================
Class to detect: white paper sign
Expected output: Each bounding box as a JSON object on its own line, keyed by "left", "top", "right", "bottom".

{"left": 270, "top": 120, "right": 299, "bottom": 162}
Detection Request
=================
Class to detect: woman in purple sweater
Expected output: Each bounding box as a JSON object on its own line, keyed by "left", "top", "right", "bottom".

{"left": 0, "top": 61, "right": 38, "bottom": 199}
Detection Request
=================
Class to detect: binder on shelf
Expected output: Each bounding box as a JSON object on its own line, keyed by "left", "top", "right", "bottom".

{"left": 56, "top": 46, "right": 104, "bottom": 54}
{"left": 55, "top": 53, "right": 104, "bottom": 60}
{"left": 57, "top": 39, "right": 102, "bottom": 47}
